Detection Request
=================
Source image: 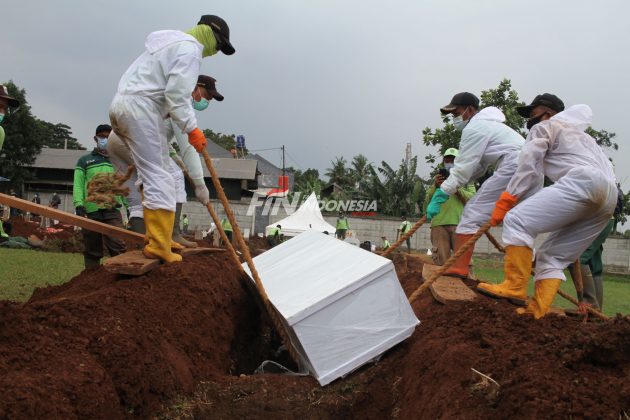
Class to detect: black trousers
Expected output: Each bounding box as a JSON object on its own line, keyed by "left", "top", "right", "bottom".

{"left": 83, "top": 209, "right": 126, "bottom": 267}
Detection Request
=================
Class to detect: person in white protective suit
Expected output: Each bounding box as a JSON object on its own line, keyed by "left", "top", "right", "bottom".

{"left": 425, "top": 92, "right": 524, "bottom": 278}
{"left": 108, "top": 15, "right": 235, "bottom": 263}
{"left": 108, "top": 75, "right": 223, "bottom": 247}
{"left": 478, "top": 94, "right": 617, "bottom": 319}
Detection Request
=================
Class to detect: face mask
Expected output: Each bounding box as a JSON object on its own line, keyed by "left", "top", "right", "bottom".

{"left": 192, "top": 97, "right": 209, "bottom": 111}
{"left": 444, "top": 163, "right": 455, "bottom": 170}
{"left": 96, "top": 137, "right": 108, "bottom": 150}
{"left": 526, "top": 115, "right": 544, "bottom": 130}
{"left": 452, "top": 115, "right": 468, "bottom": 131}
{"left": 0, "top": 113, "right": 4, "bottom": 124}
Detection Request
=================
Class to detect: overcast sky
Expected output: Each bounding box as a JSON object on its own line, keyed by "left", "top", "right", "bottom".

{"left": 3, "top": 0, "right": 630, "bottom": 189}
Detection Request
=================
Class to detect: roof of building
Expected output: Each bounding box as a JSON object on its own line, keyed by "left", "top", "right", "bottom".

{"left": 246, "top": 153, "right": 283, "bottom": 175}
{"left": 206, "top": 140, "right": 234, "bottom": 158}
{"left": 32, "top": 147, "right": 257, "bottom": 180}
{"left": 202, "top": 158, "right": 258, "bottom": 180}
{"left": 32, "top": 147, "right": 89, "bottom": 170}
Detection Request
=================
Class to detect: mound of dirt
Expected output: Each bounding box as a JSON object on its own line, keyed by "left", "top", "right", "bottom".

{"left": 0, "top": 252, "right": 628, "bottom": 419}
{"left": 7, "top": 217, "right": 83, "bottom": 252}
{"left": 0, "top": 254, "right": 267, "bottom": 418}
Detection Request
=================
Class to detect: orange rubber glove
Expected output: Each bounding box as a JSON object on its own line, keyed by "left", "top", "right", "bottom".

{"left": 490, "top": 191, "right": 518, "bottom": 226}
{"left": 187, "top": 128, "right": 207, "bottom": 153}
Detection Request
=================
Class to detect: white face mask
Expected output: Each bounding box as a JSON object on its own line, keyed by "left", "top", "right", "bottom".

{"left": 452, "top": 115, "right": 469, "bottom": 131}
{"left": 96, "top": 137, "right": 108, "bottom": 150}
{"left": 444, "top": 162, "right": 455, "bottom": 170}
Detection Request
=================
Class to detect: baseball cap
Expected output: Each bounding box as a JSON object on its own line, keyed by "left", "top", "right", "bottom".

{"left": 444, "top": 148, "right": 459, "bottom": 157}
{"left": 197, "top": 75, "right": 224, "bottom": 101}
{"left": 516, "top": 93, "right": 565, "bottom": 117}
{"left": 198, "top": 15, "right": 235, "bottom": 55}
{"left": 95, "top": 124, "right": 112, "bottom": 134}
{"left": 440, "top": 92, "right": 480, "bottom": 114}
{"left": 0, "top": 85, "right": 20, "bottom": 110}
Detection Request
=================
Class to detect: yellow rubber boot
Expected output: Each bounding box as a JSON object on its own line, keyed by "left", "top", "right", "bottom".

{"left": 516, "top": 278, "right": 561, "bottom": 319}
{"left": 143, "top": 208, "right": 183, "bottom": 263}
{"left": 444, "top": 234, "right": 474, "bottom": 278}
{"left": 477, "top": 246, "right": 532, "bottom": 305}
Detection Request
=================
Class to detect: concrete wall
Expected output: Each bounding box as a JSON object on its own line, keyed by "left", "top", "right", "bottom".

{"left": 173, "top": 200, "right": 630, "bottom": 275}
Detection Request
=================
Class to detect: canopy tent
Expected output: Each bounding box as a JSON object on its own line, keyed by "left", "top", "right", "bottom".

{"left": 267, "top": 192, "right": 335, "bottom": 237}
{"left": 243, "top": 230, "right": 419, "bottom": 385}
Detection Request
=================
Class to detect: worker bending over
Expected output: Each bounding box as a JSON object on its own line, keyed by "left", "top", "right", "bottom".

{"left": 109, "top": 15, "right": 235, "bottom": 263}
{"left": 425, "top": 92, "right": 524, "bottom": 278}
{"left": 108, "top": 75, "right": 220, "bottom": 247}
{"left": 478, "top": 94, "right": 617, "bottom": 318}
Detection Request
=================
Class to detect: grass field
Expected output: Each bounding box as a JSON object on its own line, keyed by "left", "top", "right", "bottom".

{"left": 474, "top": 257, "right": 630, "bottom": 317}
{"left": 0, "top": 248, "right": 84, "bottom": 302}
{"left": 1, "top": 248, "right": 629, "bottom": 316}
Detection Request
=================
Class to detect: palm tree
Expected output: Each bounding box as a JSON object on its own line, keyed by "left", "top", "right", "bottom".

{"left": 349, "top": 154, "right": 373, "bottom": 195}
{"left": 325, "top": 156, "right": 351, "bottom": 188}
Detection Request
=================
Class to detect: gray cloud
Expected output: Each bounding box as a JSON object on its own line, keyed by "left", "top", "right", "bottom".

{"left": 3, "top": 0, "right": 629, "bottom": 188}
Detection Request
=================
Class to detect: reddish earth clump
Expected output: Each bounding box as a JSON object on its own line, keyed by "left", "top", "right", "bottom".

{"left": 0, "top": 251, "right": 628, "bottom": 419}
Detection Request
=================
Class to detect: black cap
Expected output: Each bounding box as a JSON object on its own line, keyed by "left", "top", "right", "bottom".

{"left": 516, "top": 93, "right": 565, "bottom": 117}
{"left": 0, "top": 85, "right": 20, "bottom": 110}
{"left": 198, "top": 15, "right": 235, "bottom": 55}
{"left": 440, "top": 92, "right": 480, "bottom": 114}
{"left": 95, "top": 124, "right": 112, "bottom": 135}
{"left": 197, "top": 75, "right": 224, "bottom": 101}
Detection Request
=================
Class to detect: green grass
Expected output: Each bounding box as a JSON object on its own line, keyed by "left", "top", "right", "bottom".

{"left": 0, "top": 248, "right": 84, "bottom": 302}
{"left": 474, "top": 257, "right": 630, "bottom": 317}
{"left": 1, "top": 249, "right": 629, "bottom": 317}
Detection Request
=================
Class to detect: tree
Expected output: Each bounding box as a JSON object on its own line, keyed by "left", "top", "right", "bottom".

{"left": 38, "top": 121, "right": 84, "bottom": 150}
{"left": 0, "top": 81, "right": 46, "bottom": 189}
{"left": 325, "top": 156, "right": 352, "bottom": 189}
{"left": 202, "top": 128, "right": 247, "bottom": 155}
{"left": 291, "top": 167, "right": 323, "bottom": 197}
{"left": 349, "top": 154, "right": 373, "bottom": 195}
{"left": 365, "top": 157, "right": 420, "bottom": 217}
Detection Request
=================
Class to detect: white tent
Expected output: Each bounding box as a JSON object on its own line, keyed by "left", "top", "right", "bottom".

{"left": 243, "top": 230, "right": 419, "bottom": 386}
{"left": 266, "top": 192, "right": 336, "bottom": 237}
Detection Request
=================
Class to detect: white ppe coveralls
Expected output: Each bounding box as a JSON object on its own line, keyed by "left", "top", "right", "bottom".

{"left": 502, "top": 105, "right": 617, "bottom": 281}
{"left": 108, "top": 119, "right": 206, "bottom": 218}
{"left": 109, "top": 30, "right": 202, "bottom": 212}
{"left": 440, "top": 107, "right": 525, "bottom": 235}
{"left": 165, "top": 119, "right": 207, "bottom": 204}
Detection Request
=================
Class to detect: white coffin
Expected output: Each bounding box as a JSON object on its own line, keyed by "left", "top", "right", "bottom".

{"left": 243, "top": 230, "right": 419, "bottom": 385}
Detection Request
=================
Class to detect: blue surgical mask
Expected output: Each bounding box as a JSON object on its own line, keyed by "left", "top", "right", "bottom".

{"left": 452, "top": 115, "right": 468, "bottom": 131}
{"left": 96, "top": 137, "right": 108, "bottom": 150}
{"left": 0, "top": 113, "right": 4, "bottom": 124}
{"left": 444, "top": 163, "right": 455, "bottom": 170}
{"left": 192, "top": 97, "right": 209, "bottom": 111}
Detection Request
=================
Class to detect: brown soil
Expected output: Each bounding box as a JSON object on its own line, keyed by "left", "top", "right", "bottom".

{"left": 8, "top": 217, "right": 83, "bottom": 252}
{"left": 0, "top": 252, "right": 628, "bottom": 419}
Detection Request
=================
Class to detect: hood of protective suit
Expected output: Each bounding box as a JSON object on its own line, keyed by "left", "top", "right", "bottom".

{"left": 471, "top": 106, "right": 505, "bottom": 123}
{"left": 145, "top": 30, "right": 201, "bottom": 54}
{"left": 550, "top": 104, "right": 592, "bottom": 132}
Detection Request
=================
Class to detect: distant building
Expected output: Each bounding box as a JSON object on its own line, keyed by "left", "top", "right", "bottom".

{"left": 245, "top": 153, "right": 294, "bottom": 197}
{"left": 23, "top": 144, "right": 258, "bottom": 213}
{"left": 320, "top": 183, "right": 345, "bottom": 199}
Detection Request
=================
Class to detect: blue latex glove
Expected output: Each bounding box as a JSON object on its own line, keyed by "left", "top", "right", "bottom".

{"left": 426, "top": 188, "right": 450, "bottom": 221}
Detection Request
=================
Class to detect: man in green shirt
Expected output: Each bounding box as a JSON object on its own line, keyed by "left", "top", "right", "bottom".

{"left": 73, "top": 124, "right": 126, "bottom": 268}
{"left": 267, "top": 224, "right": 283, "bottom": 247}
{"left": 221, "top": 217, "right": 233, "bottom": 245}
{"left": 182, "top": 214, "right": 190, "bottom": 234}
{"left": 381, "top": 236, "right": 391, "bottom": 251}
{"left": 336, "top": 211, "right": 349, "bottom": 239}
{"left": 423, "top": 148, "right": 476, "bottom": 265}
{"left": 398, "top": 216, "right": 413, "bottom": 253}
